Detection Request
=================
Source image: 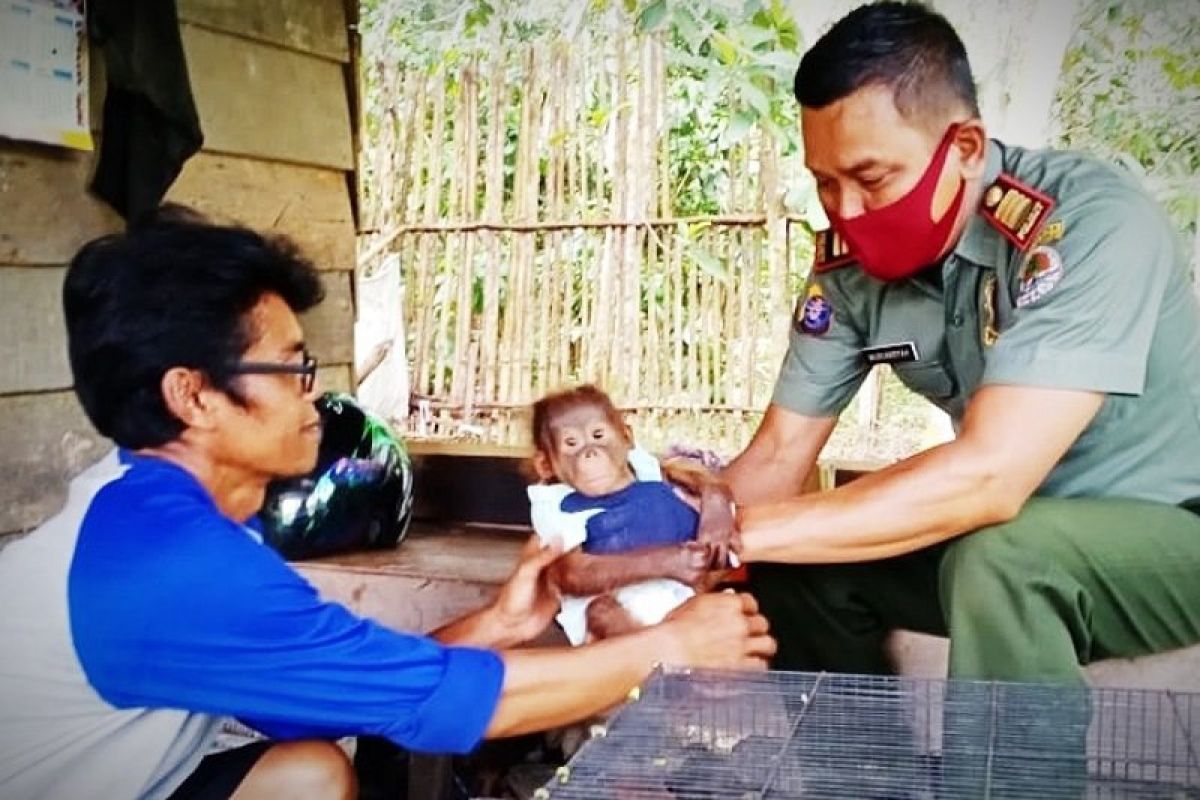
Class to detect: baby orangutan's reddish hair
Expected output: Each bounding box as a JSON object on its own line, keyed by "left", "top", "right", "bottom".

{"left": 529, "top": 385, "right": 632, "bottom": 486}
{"left": 531, "top": 385, "right": 625, "bottom": 455}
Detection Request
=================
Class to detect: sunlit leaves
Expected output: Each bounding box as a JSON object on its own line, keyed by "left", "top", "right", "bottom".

{"left": 1052, "top": 0, "right": 1200, "bottom": 242}
{"left": 637, "top": 0, "right": 669, "bottom": 32}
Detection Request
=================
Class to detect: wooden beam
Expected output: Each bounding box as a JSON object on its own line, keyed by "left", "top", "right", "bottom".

{"left": 0, "top": 144, "right": 121, "bottom": 267}
{"left": 316, "top": 364, "right": 353, "bottom": 395}
{"left": 183, "top": 25, "right": 353, "bottom": 170}
{"left": 0, "top": 268, "right": 70, "bottom": 394}
{"left": 166, "top": 152, "right": 356, "bottom": 271}
{"left": 300, "top": 270, "right": 355, "bottom": 366}
{"left": 360, "top": 213, "right": 809, "bottom": 267}
{"left": 178, "top": 0, "right": 350, "bottom": 62}
{"left": 0, "top": 266, "right": 350, "bottom": 399}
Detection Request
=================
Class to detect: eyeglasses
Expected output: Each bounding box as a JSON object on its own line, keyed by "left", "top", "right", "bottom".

{"left": 227, "top": 350, "right": 318, "bottom": 393}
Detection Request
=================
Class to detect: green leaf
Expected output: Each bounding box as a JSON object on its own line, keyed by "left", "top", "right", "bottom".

{"left": 768, "top": 0, "right": 791, "bottom": 28}
{"left": 741, "top": 26, "right": 776, "bottom": 49}
{"left": 740, "top": 78, "right": 771, "bottom": 118}
{"left": 776, "top": 20, "right": 800, "bottom": 51}
{"left": 757, "top": 51, "right": 798, "bottom": 71}
{"left": 675, "top": 7, "right": 705, "bottom": 51}
{"left": 711, "top": 31, "right": 738, "bottom": 65}
{"left": 637, "top": 0, "right": 669, "bottom": 32}
{"left": 668, "top": 51, "right": 712, "bottom": 72}
{"left": 722, "top": 109, "right": 756, "bottom": 147}
{"left": 623, "top": 0, "right": 638, "bottom": 14}
{"left": 689, "top": 246, "right": 730, "bottom": 281}
{"left": 742, "top": 0, "right": 765, "bottom": 19}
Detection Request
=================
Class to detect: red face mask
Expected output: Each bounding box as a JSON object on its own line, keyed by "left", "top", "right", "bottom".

{"left": 828, "top": 124, "right": 965, "bottom": 281}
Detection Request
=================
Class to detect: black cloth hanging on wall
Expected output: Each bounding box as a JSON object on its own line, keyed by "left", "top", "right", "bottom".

{"left": 88, "top": 0, "right": 203, "bottom": 222}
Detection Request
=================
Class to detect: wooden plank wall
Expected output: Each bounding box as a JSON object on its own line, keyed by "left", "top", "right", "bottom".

{"left": 0, "top": 0, "right": 358, "bottom": 541}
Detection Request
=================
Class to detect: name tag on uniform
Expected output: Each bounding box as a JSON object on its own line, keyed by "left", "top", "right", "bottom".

{"left": 861, "top": 341, "right": 919, "bottom": 365}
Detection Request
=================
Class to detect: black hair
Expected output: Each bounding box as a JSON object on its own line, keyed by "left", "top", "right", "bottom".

{"left": 794, "top": 2, "right": 979, "bottom": 124}
{"left": 63, "top": 204, "right": 325, "bottom": 449}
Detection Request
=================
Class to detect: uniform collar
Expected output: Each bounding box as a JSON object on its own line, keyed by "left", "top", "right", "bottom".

{"left": 950, "top": 139, "right": 1006, "bottom": 269}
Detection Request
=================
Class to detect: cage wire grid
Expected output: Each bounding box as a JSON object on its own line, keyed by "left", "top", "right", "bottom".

{"left": 539, "top": 668, "right": 1200, "bottom": 799}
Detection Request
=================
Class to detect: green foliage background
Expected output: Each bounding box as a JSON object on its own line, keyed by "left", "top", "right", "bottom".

{"left": 1052, "top": 0, "right": 1199, "bottom": 255}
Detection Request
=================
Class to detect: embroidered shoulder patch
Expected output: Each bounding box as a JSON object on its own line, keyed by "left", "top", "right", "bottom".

{"left": 813, "top": 228, "right": 853, "bottom": 273}
{"left": 793, "top": 284, "right": 833, "bottom": 336}
{"left": 980, "top": 174, "right": 1056, "bottom": 251}
{"left": 1015, "top": 246, "right": 1064, "bottom": 308}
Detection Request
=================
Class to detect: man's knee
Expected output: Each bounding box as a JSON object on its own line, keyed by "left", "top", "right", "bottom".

{"left": 234, "top": 740, "right": 355, "bottom": 800}
{"left": 939, "top": 523, "right": 1037, "bottom": 617}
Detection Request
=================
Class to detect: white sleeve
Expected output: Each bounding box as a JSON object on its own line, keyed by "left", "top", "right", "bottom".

{"left": 527, "top": 483, "right": 596, "bottom": 552}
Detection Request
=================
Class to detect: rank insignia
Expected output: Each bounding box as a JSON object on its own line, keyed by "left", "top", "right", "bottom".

{"left": 981, "top": 272, "right": 1000, "bottom": 347}
{"left": 1015, "top": 246, "right": 1064, "bottom": 308}
{"left": 813, "top": 228, "right": 853, "bottom": 273}
{"left": 794, "top": 285, "right": 833, "bottom": 336}
{"left": 980, "top": 173, "right": 1056, "bottom": 251}
{"left": 1034, "top": 219, "right": 1065, "bottom": 247}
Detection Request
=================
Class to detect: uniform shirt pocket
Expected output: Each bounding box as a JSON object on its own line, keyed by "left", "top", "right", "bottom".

{"left": 892, "top": 360, "right": 956, "bottom": 401}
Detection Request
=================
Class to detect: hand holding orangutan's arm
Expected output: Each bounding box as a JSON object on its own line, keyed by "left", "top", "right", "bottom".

{"left": 433, "top": 535, "right": 563, "bottom": 648}
{"left": 662, "top": 458, "right": 740, "bottom": 568}
{"left": 549, "top": 542, "right": 715, "bottom": 594}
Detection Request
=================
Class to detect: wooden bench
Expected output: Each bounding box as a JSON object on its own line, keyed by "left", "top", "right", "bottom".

{"left": 295, "top": 521, "right": 524, "bottom": 634}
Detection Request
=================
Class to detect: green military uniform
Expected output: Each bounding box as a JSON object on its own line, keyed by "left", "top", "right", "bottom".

{"left": 754, "top": 139, "right": 1200, "bottom": 682}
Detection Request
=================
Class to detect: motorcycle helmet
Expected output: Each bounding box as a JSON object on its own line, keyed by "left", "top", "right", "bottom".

{"left": 259, "top": 392, "right": 414, "bottom": 559}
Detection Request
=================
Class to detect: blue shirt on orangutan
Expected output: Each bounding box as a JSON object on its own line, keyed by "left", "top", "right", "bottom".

{"left": 561, "top": 480, "right": 698, "bottom": 555}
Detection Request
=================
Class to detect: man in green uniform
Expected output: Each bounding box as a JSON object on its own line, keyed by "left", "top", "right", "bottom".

{"left": 727, "top": 1, "right": 1200, "bottom": 684}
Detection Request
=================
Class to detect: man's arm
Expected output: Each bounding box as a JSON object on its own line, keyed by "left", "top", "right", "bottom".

{"left": 739, "top": 384, "right": 1104, "bottom": 563}
{"left": 722, "top": 404, "right": 838, "bottom": 505}
{"left": 485, "top": 591, "right": 774, "bottom": 737}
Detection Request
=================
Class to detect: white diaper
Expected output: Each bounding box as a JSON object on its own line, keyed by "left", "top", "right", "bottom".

{"left": 527, "top": 446, "right": 695, "bottom": 645}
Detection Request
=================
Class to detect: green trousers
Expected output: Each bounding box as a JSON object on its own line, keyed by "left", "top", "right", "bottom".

{"left": 749, "top": 496, "right": 1200, "bottom": 682}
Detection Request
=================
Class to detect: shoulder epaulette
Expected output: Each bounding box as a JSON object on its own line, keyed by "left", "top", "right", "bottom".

{"left": 813, "top": 228, "right": 854, "bottom": 273}
{"left": 980, "top": 173, "right": 1056, "bottom": 251}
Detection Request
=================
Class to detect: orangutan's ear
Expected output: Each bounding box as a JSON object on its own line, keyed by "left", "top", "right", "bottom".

{"left": 532, "top": 451, "right": 557, "bottom": 482}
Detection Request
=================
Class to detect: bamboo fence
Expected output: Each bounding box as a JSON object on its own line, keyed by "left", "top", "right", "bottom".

{"left": 359, "top": 29, "right": 821, "bottom": 455}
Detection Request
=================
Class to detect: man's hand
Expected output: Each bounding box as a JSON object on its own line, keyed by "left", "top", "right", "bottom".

{"left": 489, "top": 535, "right": 564, "bottom": 646}
{"left": 696, "top": 483, "right": 740, "bottom": 569}
{"left": 433, "top": 535, "right": 562, "bottom": 648}
{"left": 657, "top": 541, "right": 716, "bottom": 589}
{"left": 486, "top": 589, "right": 776, "bottom": 738}
{"left": 660, "top": 591, "right": 776, "bottom": 670}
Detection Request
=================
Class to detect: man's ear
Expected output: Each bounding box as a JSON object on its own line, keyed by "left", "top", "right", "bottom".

{"left": 954, "top": 118, "right": 988, "bottom": 180}
{"left": 531, "top": 451, "right": 558, "bottom": 483}
{"left": 160, "top": 367, "right": 219, "bottom": 431}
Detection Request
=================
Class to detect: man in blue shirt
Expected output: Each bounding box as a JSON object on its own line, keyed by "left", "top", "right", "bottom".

{"left": 0, "top": 207, "right": 775, "bottom": 799}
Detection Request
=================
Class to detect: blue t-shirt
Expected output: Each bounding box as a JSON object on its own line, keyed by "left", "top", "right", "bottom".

{"left": 0, "top": 449, "right": 504, "bottom": 798}
{"left": 561, "top": 480, "right": 698, "bottom": 555}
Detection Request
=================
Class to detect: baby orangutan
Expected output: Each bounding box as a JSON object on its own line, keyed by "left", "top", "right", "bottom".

{"left": 528, "top": 385, "right": 739, "bottom": 643}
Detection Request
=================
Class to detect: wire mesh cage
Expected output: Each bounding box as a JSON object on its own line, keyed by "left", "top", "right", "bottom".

{"left": 540, "top": 668, "right": 1200, "bottom": 799}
